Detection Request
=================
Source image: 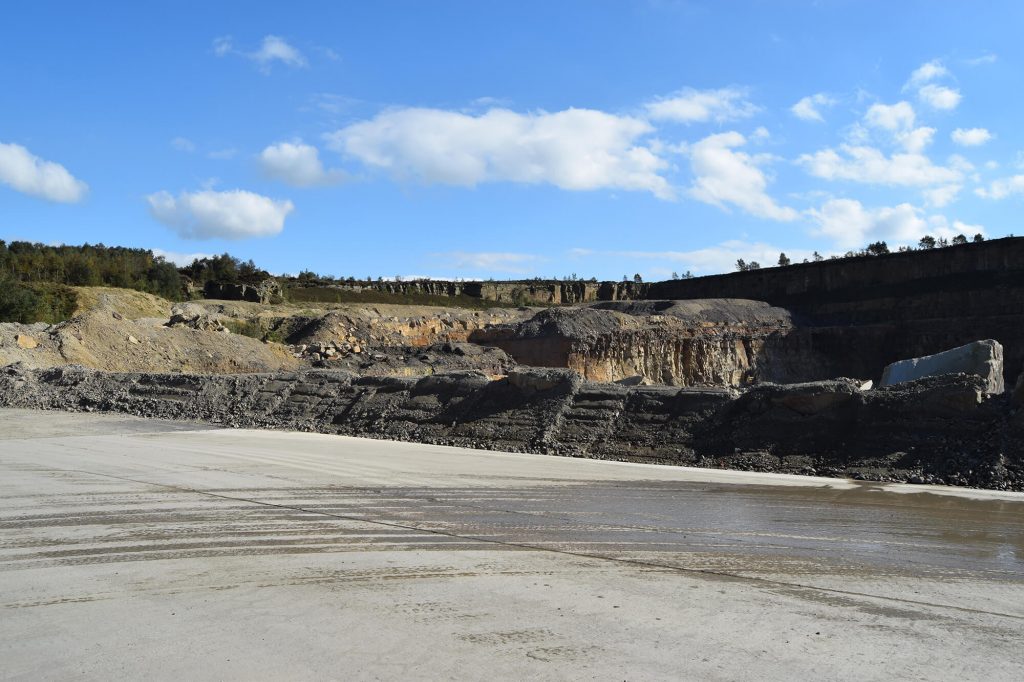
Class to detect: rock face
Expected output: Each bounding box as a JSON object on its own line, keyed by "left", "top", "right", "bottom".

{"left": 167, "top": 303, "right": 229, "bottom": 333}
{"left": 289, "top": 280, "right": 646, "bottom": 306}
{"left": 2, "top": 364, "right": 1018, "bottom": 490}
{"left": 15, "top": 335, "right": 38, "bottom": 350}
{"left": 270, "top": 237, "right": 1024, "bottom": 387}
{"left": 470, "top": 300, "right": 831, "bottom": 387}
{"left": 204, "top": 278, "right": 282, "bottom": 304}
{"left": 881, "top": 340, "right": 1004, "bottom": 394}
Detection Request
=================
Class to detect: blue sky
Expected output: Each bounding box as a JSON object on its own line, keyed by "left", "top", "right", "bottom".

{"left": 2, "top": 1, "right": 1023, "bottom": 280}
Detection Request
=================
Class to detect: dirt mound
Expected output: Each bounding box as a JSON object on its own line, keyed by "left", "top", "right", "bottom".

{"left": 0, "top": 306, "right": 298, "bottom": 374}
{"left": 71, "top": 287, "right": 173, "bottom": 319}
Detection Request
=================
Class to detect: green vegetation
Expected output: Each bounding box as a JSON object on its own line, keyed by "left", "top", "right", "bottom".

{"left": 0, "top": 273, "right": 77, "bottom": 323}
{"left": 0, "top": 240, "right": 182, "bottom": 301}
{"left": 220, "top": 318, "right": 291, "bottom": 344}
{"left": 179, "top": 253, "right": 270, "bottom": 289}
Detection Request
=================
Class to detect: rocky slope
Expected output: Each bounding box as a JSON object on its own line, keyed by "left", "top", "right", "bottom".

{"left": 0, "top": 304, "right": 299, "bottom": 374}
{"left": 2, "top": 364, "right": 1018, "bottom": 490}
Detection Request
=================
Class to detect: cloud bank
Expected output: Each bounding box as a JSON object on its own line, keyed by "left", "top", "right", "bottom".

{"left": 146, "top": 189, "right": 294, "bottom": 240}
{"left": 327, "top": 107, "right": 673, "bottom": 199}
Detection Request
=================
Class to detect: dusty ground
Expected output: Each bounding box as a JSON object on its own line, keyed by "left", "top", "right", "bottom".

{"left": 0, "top": 287, "right": 531, "bottom": 376}
{"left": 1, "top": 408, "right": 1022, "bottom": 680}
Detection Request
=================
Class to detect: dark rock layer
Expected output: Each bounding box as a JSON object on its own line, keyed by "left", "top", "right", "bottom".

{"left": 2, "top": 364, "right": 1019, "bottom": 491}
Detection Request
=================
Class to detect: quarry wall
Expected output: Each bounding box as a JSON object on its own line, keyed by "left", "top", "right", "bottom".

{"left": 2, "top": 364, "right": 1019, "bottom": 490}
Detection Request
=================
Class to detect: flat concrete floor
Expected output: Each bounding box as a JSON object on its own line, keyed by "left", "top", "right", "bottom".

{"left": 1, "top": 408, "right": 1022, "bottom": 681}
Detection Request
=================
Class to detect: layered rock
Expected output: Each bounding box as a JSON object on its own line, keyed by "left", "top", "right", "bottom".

{"left": 1, "top": 364, "right": 1018, "bottom": 489}
{"left": 470, "top": 299, "right": 830, "bottom": 387}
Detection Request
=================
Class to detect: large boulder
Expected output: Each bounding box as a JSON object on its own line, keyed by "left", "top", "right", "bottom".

{"left": 880, "top": 340, "right": 1004, "bottom": 395}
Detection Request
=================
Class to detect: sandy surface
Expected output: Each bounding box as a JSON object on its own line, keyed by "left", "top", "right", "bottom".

{"left": 1, "top": 408, "right": 1022, "bottom": 680}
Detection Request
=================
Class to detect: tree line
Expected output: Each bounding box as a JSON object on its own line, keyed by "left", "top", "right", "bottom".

{"left": 738, "top": 232, "right": 986, "bottom": 272}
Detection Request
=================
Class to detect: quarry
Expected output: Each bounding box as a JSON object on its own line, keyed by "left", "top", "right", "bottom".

{"left": 2, "top": 237, "right": 1023, "bottom": 490}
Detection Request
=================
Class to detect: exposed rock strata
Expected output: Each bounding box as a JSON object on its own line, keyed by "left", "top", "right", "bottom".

{"left": 470, "top": 300, "right": 832, "bottom": 387}
{"left": 2, "top": 364, "right": 1018, "bottom": 490}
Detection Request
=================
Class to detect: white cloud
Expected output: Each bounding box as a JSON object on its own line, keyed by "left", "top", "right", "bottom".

{"left": 905, "top": 60, "right": 949, "bottom": 89}
{"left": 807, "top": 199, "right": 928, "bottom": 249}
{"left": 327, "top": 106, "right": 673, "bottom": 199}
{"left": 171, "top": 137, "right": 196, "bottom": 153}
{"left": 146, "top": 189, "right": 294, "bottom": 240}
{"left": 864, "top": 101, "right": 915, "bottom": 131}
{"left": 645, "top": 87, "right": 759, "bottom": 123}
{"left": 213, "top": 35, "right": 307, "bottom": 71}
{"left": 440, "top": 251, "right": 539, "bottom": 274}
{"left": 207, "top": 148, "right": 237, "bottom": 160}
{"left": 687, "top": 131, "right": 797, "bottom": 221}
{"left": 212, "top": 36, "right": 233, "bottom": 56}
{"left": 918, "top": 84, "right": 961, "bottom": 110}
{"left": 791, "top": 93, "right": 836, "bottom": 123}
{"left": 797, "top": 144, "right": 961, "bottom": 187}
{"left": 975, "top": 175, "right": 1024, "bottom": 200}
{"left": 259, "top": 141, "right": 345, "bottom": 187}
{"left": 151, "top": 248, "right": 214, "bottom": 266}
{"left": 896, "top": 126, "right": 935, "bottom": 153}
{"left": 927, "top": 216, "right": 986, "bottom": 240}
{"left": 902, "top": 60, "right": 961, "bottom": 111}
{"left": 923, "top": 184, "right": 962, "bottom": 208}
{"left": 607, "top": 240, "right": 813, "bottom": 275}
{"left": 951, "top": 127, "right": 993, "bottom": 146}
{"left": 251, "top": 35, "right": 306, "bottom": 69}
{"left": 0, "top": 142, "right": 88, "bottom": 203}
{"left": 966, "top": 53, "right": 997, "bottom": 66}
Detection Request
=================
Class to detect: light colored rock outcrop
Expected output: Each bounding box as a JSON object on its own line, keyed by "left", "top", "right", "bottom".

{"left": 15, "top": 335, "right": 38, "bottom": 350}
{"left": 469, "top": 300, "right": 830, "bottom": 388}
{"left": 880, "top": 340, "right": 1004, "bottom": 394}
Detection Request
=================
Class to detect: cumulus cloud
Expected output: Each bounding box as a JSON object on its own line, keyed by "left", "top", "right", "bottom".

{"left": 951, "top": 127, "right": 993, "bottom": 146}
{"left": 897, "top": 126, "right": 936, "bottom": 153}
{"left": 0, "top": 142, "right": 88, "bottom": 203}
{"left": 213, "top": 35, "right": 307, "bottom": 72}
{"left": 687, "top": 132, "right": 796, "bottom": 221}
{"left": 791, "top": 93, "right": 836, "bottom": 123}
{"left": 923, "top": 184, "right": 962, "bottom": 208}
{"left": 975, "top": 175, "right": 1024, "bottom": 199}
{"left": 645, "top": 87, "right": 759, "bottom": 123}
{"left": 797, "top": 144, "right": 961, "bottom": 187}
{"left": 918, "top": 84, "right": 961, "bottom": 110}
{"left": 901, "top": 60, "right": 962, "bottom": 111}
{"left": 327, "top": 106, "right": 673, "bottom": 199}
{"left": 807, "top": 199, "right": 928, "bottom": 249}
{"left": 927, "top": 216, "right": 986, "bottom": 240}
{"left": 440, "top": 251, "right": 540, "bottom": 274}
{"left": 905, "top": 60, "right": 949, "bottom": 89}
{"left": 259, "top": 141, "right": 345, "bottom": 187}
{"left": 151, "top": 248, "right": 214, "bottom": 266}
{"left": 146, "top": 189, "right": 294, "bottom": 240}
{"left": 864, "top": 101, "right": 916, "bottom": 131}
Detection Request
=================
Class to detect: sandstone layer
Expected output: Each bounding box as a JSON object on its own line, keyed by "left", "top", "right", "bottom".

{"left": 470, "top": 299, "right": 833, "bottom": 387}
